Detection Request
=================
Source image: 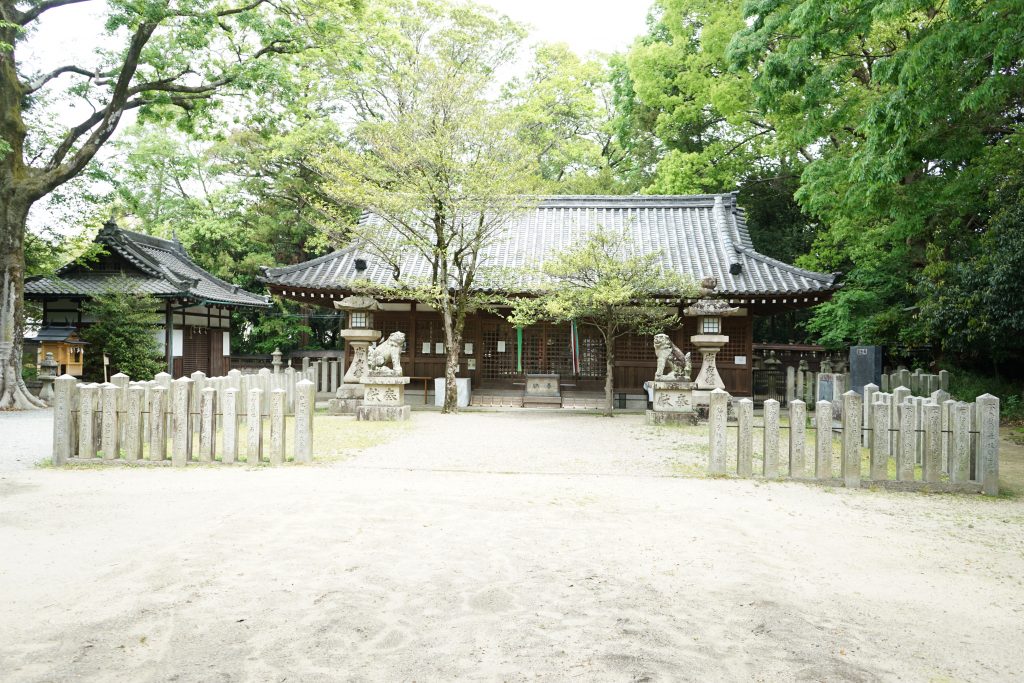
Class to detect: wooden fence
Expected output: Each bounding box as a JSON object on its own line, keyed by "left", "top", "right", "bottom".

{"left": 50, "top": 368, "right": 317, "bottom": 467}
{"left": 708, "top": 385, "right": 1000, "bottom": 495}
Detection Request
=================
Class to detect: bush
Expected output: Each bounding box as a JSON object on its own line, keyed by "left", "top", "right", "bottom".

{"left": 79, "top": 279, "right": 163, "bottom": 381}
{"left": 947, "top": 368, "right": 1024, "bottom": 423}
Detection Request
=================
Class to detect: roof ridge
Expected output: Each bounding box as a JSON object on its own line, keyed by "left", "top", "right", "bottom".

{"left": 262, "top": 244, "right": 359, "bottom": 276}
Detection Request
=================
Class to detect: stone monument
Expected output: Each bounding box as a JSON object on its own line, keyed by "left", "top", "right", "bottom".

{"left": 684, "top": 278, "right": 739, "bottom": 412}
{"left": 357, "top": 331, "right": 411, "bottom": 421}
{"left": 646, "top": 333, "right": 696, "bottom": 425}
{"left": 523, "top": 374, "right": 561, "bottom": 408}
{"left": 329, "top": 295, "right": 382, "bottom": 414}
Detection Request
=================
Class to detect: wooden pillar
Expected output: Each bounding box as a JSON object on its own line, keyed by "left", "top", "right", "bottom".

{"left": 165, "top": 300, "right": 173, "bottom": 375}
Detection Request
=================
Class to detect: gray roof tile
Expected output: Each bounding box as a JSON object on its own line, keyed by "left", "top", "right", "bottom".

{"left": 261, "top": 194, "right": 839, "bottom": 297}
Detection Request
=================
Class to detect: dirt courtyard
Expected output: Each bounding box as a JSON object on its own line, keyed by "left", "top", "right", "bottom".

{"left": 2, "top": 411, "right": 1023, "bottom": 681}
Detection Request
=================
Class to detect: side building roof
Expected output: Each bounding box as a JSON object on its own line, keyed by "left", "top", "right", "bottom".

{"left": 260, "top": 194, "right": 839, "bottom": 300}
{"left": 25, "top": 220, "right": 270, "bottom": 308}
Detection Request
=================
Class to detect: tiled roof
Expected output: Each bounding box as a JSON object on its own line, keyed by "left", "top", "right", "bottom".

{"left": 25, "top": 222, "right": 270, "bottom": 308}
{"left": 261, "top": 194, "right": 838, "bottom": 298}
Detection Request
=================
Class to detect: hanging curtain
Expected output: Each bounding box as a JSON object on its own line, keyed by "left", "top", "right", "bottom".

{"left": 569, "top": 320, "right": 581, "bottom": 376}
{"left": 516, "top": 326, "right": 523, "bottom": 373}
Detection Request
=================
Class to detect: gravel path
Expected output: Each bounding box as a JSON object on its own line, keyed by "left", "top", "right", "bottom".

{"left": 0, "top": 408, "right": 52, "bottom": 471}
{"left": 1, "top": 411, "right": 1023, "bottom": 681}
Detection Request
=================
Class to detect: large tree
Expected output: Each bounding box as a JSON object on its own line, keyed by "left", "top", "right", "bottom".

{"left": 0, "top": 0, "right": 352, "bottom": 409}
{"left": 317, "top": 0, "right": 537, "bottom": 413}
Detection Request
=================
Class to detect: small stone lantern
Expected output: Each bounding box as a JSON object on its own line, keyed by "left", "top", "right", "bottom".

{"left": 38, "top": 351, "right": 59, "bottom": 403}
{"left": 684, "top": 278, "right": 739, "bottom": 392}
{"left": 271, "top": 347, "right": 283, "bottom": 374}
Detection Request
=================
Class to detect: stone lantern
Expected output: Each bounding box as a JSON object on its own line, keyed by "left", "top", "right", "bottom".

{"left": 684, "top": 278, "right": 739, "bottom": 392}
{"left": 328, "top": 295, "right": 382, "bottom": 414}
{"left": 38, "top": 351, "right": 59, "bottom": 403}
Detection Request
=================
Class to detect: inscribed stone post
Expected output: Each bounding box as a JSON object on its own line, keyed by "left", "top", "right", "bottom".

{"left": 815, "top": 401, "right": 832, "bottom": 479}
{"left": 149, "top": 386, "right": 167, "bottom": 460}
{"left": 970, "top": 402, "right": 979, "bottom": 480}
{"left": 898, "top": 369, "right": 911, "bottom": 392}
{"left": 285, "top": 366, "right": 296, "bottom": 414}
{"left": 331, "top": 360, "right": 341, "bottom": 393}
{"left": 247, "top": 388, "right": 263, "bottom": 464}
{"left": 786, "top": 366, "right": 795, "bottom": 405}
{"left": 977, "top": 394, "right": 1000, "bottom": 496}
{"left": 869, "top": 399, "right": 889, "bottom": 480}
{"left": 708, "top": 389, "right": 729, "bottom": 475}
{"left": 897, "top": 399, "right": 917, "bottom": 481}
{"left": 736, "top": 399, "right": 753, "bottom": 477}
{"left": 111, "top": 372, "right": 129, "bottom": 446}
{"left": 270, "top": 389, "right": 286, "bottom": 465}
{"left": 950, "top": 402, "right": 971, "bottom": 484}
{"left": 795, "top": 370, "right": 804, "bottom": 407}
{"left": 94, "top": 383, "right": 109, "bottom": 454}
{"left": 922, "top": 402, "right": 941, "bottom": 483}
{"left": 939, "top": 370, "right": 950, "bottom": 392}
{"left": 124, "top": 386, "right": 144, "bottom": 461}
{"left": 841, "top": 391, "right": 862, "bottom": 487}
{"left": 171, "top": 378, "right": 193, "bottom": 467}
{"left": 892, "top": 386, "right": 910, "bottom": 455}
{"left": 222, "top": 388, "right": 239, "bottom": 464}
{"left": 200, "top": 387, "right": 217, "bottom": 462}
{"left": 52, "top": 375, "right": 76, "bottom": 465}
{"left": 258, "top": 368, "right": 272, "bottom": 415}
{"left": 941, "top": 398, "right": 956, "bottom": 472}
{"left": 228, "top": 368, "right": 242, "bottom": 394}
{"left": 78, "top": 384, "right": 98, "bottom": 459}
{"left": 763, "top": 399, "right": 780, "bottom": 479}
{"left": 862, "top": 383, "right": 878, "bottom": 447}
{"left": 102, "top": 384, "right": 120, "bottom": 459}
{"left": 880, "top": 374, "right": 889, "bottom": 392}
{"left": 788, "top": 400, "right": 806, "bottom": 477}
{"left": 190, "top": 371, "right": 206, "bottom": 455}
{"left": 295, "top": 379, "right": 315, "bottom": 463}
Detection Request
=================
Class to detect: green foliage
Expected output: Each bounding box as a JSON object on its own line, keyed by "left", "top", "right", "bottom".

{"left": 947, "top": 369, "right": 1024, "bottom": 423}
{"left": 79, "top": 279, "right": 163, "bottom": 381}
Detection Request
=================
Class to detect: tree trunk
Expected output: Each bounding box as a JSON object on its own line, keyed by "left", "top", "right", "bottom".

{"left": 440, "top": 298, "right": 465, "bottom": 414}
{"left": 603, "top": 323, "right": 615, "bottom": 417}
{"left": 0, "top": 197, "right": 45, "bottom": 410}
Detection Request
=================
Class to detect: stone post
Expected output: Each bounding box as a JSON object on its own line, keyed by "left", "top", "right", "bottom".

{"left": 869, "top": 398, "right": 889, "bottom": 480}
{"left": 270, "top": 388, "right": 286, "bottom": 465}
{"left": 815, "top": 400, "right": 832, "bottom": 479}
{"left": 763, "top": 399, "right": 780, "bottom": 479}
{"left": 102, "top": 384, "right": 120, "bottom": 460}
{"left": 795, "top": 368, "right": 805, "bottom": 407}
{"left": 736, "top": 398, "right": 753, "bottom": 477}
{"left": 190, "top": 370, "right": 206, "bottom": 456}
{"left": 977, "top": 394, "right": 1000, "bottom": 496}
{"left": 785, "top": 366, "right": 796, "bottom": 405}
{"left": 125, "top": 385, "right": 144, "bottom": 461}
{"left": 78, "top": 384, "right": 98, "bottom": 459}
{"left": 840, "top": 390, "right": 862, "bottom": 488}
{"left": 938, "top": 369, "right": 950, "bottom": 392}
{"left": 258, "top": 367, "right": 272, "bottom": 415}
{"left": 707, "top": 388, "right": 729, "bottom": 475}
{"left": 285, "top": 366, "right": 296, "bottom": 414}
{"left": 897, "top": 399, "right": 917, "bottom": 481}
{"left": 892, "top": 386, "right": 910, "bottom": 456}
{"left": 295, "top": 379, "right": 315, "bottom": 463}
{"left": 331, "top": 359, "right": 341, "bottom": 394}
{"left": 922, "top": 402, "right": 942, "bottom": 483}
{"left": 171, "top": 377, "right": 193, "bottom": 467}
{"left": 271, "top": 347, "right": 283, "bottom": 374}
{"left": 788, "top": 399, "right": 806, "bottom": 477}
{"left": 111, "top": 372, "right": 129, "bottom": 445}
{"left": 862, "top": 383, "right": 878, "bottom": 447}
{"left": 52, "top": 375, "right": 77, "bottom": 465}
{"left": 950, "top": 402, "right": 971, "bottom": 484}
{"left": 199, "top": 387, "right": 217, "bottom": 462}
{"left": 222, "top": 387, "right": 239, "bottom": 464}
{"left": 880, "top": 374, "right": 889, "bottom": 392}
{"left": 149, "top": 386, "right": 167, "bottom": 460}
{"left": 941, "top": 398, "right": 956, "bottom": 472}
{"left": 247, "top": 388, "right": 263, "bottom": 464}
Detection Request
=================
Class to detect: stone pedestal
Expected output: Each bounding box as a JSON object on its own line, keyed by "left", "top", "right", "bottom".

{"left": 690, "top": 334, "right": 729, "bottom": 390}
{"left": 645, "top": 379, "right": 697, "bottom": 425}
{"left": 328, "top": 382, "right": 365, "bottom": 415}
{"left": 357, "top": 376, "right": 411, "bottom": 421}
{"left": 341, "top": 328, "right": 382, "bottom": 383}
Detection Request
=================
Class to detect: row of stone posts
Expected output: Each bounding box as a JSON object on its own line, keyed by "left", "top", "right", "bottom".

{"left": 880, "top": 368, "right": 949, "bottom": 396}
{"left": 708, "top": 386, "right": 1000, "bottom": 495}
{"left": 273, "top": 352, "right": 344, "bottom": 397}
{"left": 52, "top": 372, "right": 316, "bottom": 467}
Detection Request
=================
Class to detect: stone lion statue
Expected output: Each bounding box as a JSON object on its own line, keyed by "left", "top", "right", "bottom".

{"left": 367, "top": 331, "right": 405, "bottom": 376}
{"left": 653, "top": 333, "right": 691, "bottom": 381}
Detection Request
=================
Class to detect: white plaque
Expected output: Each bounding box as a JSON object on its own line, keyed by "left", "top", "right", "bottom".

{"left": 467, "top": 359, "right": 476, "bottom": 370}
{"left": 464, "top": 342, "right": 474, "bottom": 355}
{"left": 497, "top": 341, "right": 506, "bottom": 353}
{"left": 735, "top": 355, "right": 747, "bottom": 365}
{"left": 421, "top": 342, "right": 431, "bottom": 354}
{"left": 435, "top": 342, "right": 445, "bottom": 354}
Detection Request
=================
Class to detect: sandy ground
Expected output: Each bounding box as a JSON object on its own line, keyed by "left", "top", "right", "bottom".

{"left": 2, "top": 411, "right": 1024, "bottom": 682}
